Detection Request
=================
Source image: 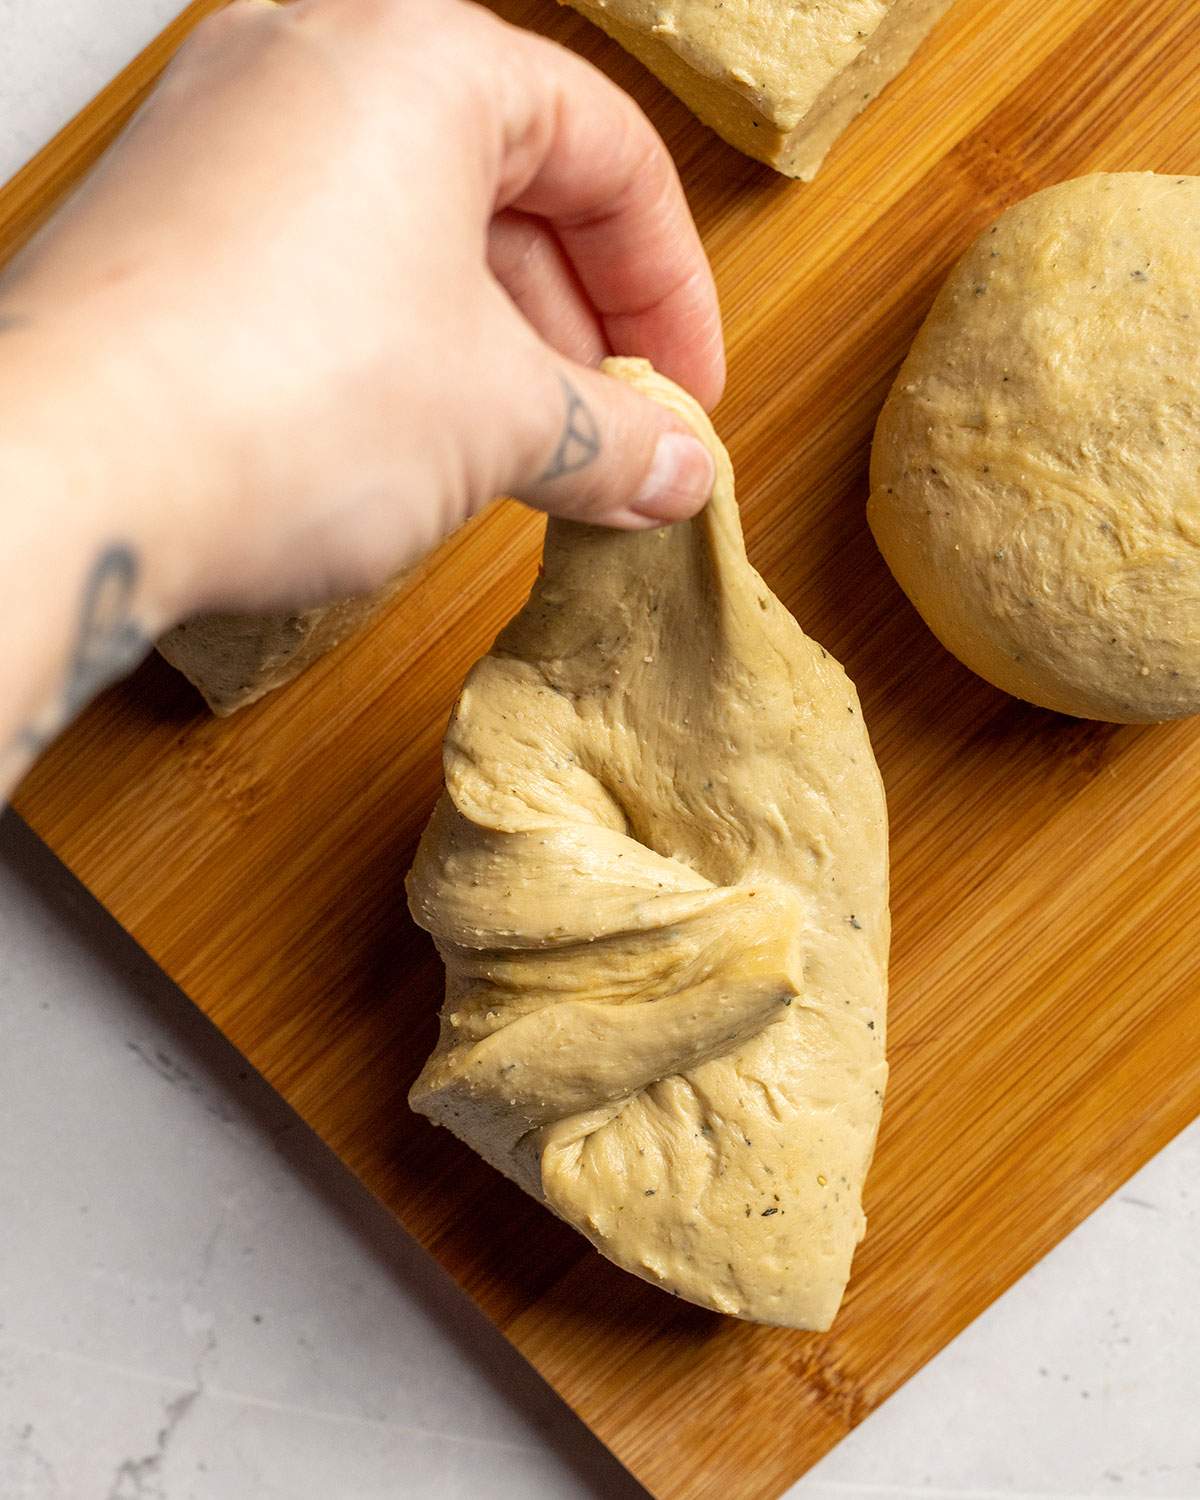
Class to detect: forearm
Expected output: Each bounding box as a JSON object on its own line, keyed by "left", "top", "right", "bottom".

{"left": 0, "top": 315, "right": 197, "bottom": 796}
{"left": 0, "top": 0, "right": 724, "bottom": 799}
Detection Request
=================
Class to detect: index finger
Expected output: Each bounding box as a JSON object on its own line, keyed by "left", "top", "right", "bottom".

{"left": 485, "top": 17, "right": 726, "bottom": 409}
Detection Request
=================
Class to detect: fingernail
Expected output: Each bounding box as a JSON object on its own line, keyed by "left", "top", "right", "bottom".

{"left": 630, "top": 432, "right": 715, "bottom": 523}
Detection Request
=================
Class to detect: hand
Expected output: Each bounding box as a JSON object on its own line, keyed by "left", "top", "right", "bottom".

{"left": 0, "top": 0, "right": 725, "bottom": 622}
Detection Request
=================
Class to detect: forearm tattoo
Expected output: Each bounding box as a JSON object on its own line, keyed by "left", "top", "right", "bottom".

{"left": 15, "top": 543, "right": 151, "bottom": 756}
{"left": 538, "top": 375, "right": 601, "bottom": 483}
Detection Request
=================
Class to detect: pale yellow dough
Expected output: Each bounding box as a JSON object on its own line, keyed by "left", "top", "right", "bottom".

{"left": 870, "top": 173, "right": 1200, "bottom": 722}
{"left": 157, "top": 583, "right": 405, "bottom": 715}
{"left": 563, "top": 0, "right": 955, "bottom": 179}
{"left": 408, "top": 359, "right": 888, "bottom": 1329}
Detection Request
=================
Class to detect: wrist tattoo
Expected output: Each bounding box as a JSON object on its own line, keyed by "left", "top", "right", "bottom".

{"left": 16, "top": 543, "right": 151, "bottom": 756}
{"left": 538, "top": 375, "right": 601, "bottom": 483}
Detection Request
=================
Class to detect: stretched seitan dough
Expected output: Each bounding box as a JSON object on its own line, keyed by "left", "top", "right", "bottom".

{"left": 870, "top": 172, "right": 1200, "bottom": 722}
{"left": 563, "top": 0, "right": 955, "bottom": 179}
{"left": 157, "top": 579, "right": 404, "bottom": 716}
{"left": 408, "top": 358, "right": 888, "bottom": 1328}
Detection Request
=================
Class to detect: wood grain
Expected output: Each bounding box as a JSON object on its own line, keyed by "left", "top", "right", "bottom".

{"left": 8, "top": 2, "right": 1200, "bottom": 1496}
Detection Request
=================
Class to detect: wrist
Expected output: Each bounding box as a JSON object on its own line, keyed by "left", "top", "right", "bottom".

{"left": 0, "top": 302, "right": 217, "bottom": 630}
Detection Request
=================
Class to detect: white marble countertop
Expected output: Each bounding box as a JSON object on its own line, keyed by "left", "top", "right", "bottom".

{"left": 1, "top": 6, "right": 1198, "bottom": 1497}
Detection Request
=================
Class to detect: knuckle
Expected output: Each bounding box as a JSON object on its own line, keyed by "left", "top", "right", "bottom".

{"left": 181, "top": 0, "right": 278, "bottom": 62}
{"left": 195, "top": 0, "right": 269, "bottom": 36}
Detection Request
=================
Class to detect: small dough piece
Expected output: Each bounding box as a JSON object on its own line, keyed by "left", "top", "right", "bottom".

{"left": 869, "top": 173, "right": 1200, "bottom": 722}
{"left": 408, "top": 358, "right": 888, "bottom": 1329}
{"left": 562, "top": 0, "right": 956, "bottom": 179}
{"left": 158, "top": 581, "right": 404, "bottom": 715}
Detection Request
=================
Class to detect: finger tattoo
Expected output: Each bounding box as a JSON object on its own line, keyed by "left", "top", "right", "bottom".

{"left": 538, "top": 375, "right": 601, "bottom": 483}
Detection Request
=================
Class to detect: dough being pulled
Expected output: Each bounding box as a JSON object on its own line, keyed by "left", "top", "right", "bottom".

{"left": 408, "top": 359, "right": 888, "bottom": 1328}
{"left": 562, "top": 0, "right": 956, "bottom": 179}
{"left": 870, "top": 173, "right": 1200, "bottom": 722}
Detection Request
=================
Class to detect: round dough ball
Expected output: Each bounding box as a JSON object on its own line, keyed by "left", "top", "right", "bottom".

{"left": 869, "top": 172, "right": 1200, "bottom": 722}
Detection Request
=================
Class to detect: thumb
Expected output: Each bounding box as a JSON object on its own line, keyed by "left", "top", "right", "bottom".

{"left": 499, "top": 345, "right": 716, "bottom": 530}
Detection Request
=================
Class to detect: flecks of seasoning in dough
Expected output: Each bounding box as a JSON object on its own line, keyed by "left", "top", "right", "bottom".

{"left": 416, "top": 360, "right": 888, "bottom": 1327}
{"left": 761, "top": 1207, "right": 778, "bottom": 1217}
{"left": 848, "top": 914, "right": 862, "bottom": 929}
{"left": 817, "top": 1174, "right": 828, "bottom": 1186}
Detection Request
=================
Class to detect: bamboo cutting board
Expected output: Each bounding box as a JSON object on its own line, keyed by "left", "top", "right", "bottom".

{"left": 7, "top": 2, "right": 1200, "bottom": 1495}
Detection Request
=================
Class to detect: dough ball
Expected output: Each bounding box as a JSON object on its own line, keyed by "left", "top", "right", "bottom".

{"left": 869, "top": 172, "right": 1200, "bottom": 722}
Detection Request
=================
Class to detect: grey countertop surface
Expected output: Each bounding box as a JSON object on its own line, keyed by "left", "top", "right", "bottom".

{"left": 2, "top": 6, "right": 1198, "bottom": 1497}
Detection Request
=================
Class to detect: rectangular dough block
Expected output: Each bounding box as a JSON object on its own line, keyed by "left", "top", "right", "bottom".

{"left": 157, "top": 578, "right": 404, "bottom": 716}
{"left": 563, "top": 0, "right": 956, "bottom": 179}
